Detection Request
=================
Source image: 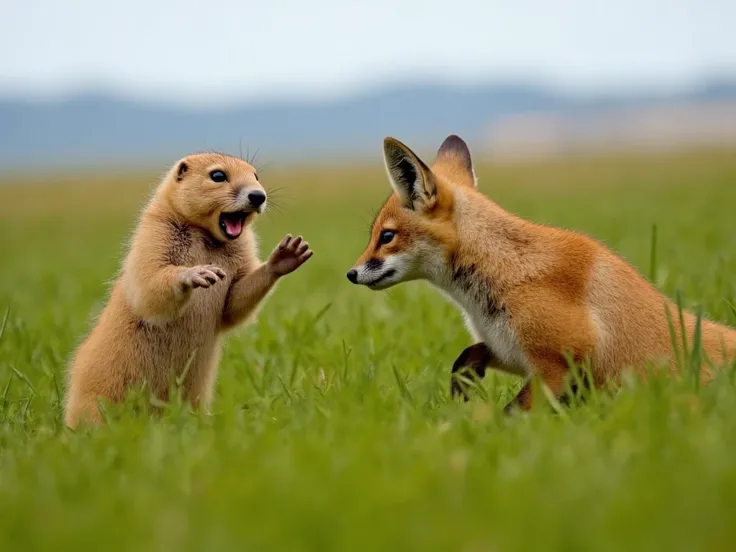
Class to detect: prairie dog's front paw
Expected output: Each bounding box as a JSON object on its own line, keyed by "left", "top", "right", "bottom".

{"left": 267, "top": 235, "right": 313, "bottom": 277}
{"left": 178, "top": 265, "right": 226, "bottom": 290}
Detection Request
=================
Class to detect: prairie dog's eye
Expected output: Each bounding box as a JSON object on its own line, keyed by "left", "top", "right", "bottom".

{"left": 209, "top": 170, "right": 227, "bottom": 183}
{"left": 378, "top": 230, "right": 396, "bottom": 246}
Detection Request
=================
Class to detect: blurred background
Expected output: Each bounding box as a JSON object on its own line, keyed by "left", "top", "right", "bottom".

{"left": 2, "top": 5, "right": 736, "bottom": 549}
{"left": 1, "top": 0, "right": 735, "bottom": 170}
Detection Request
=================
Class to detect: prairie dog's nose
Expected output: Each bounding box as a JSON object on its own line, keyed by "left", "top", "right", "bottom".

{"left": 248, "top": 190, "right": 266, "bottom": 207}
{"left": 346, "top": 269, "right": 358, "bottom": 284}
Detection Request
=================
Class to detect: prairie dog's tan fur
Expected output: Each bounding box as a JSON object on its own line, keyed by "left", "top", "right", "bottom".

{"left": 65, "top": 153, "right": 312, "bottom": 428}
{"left": 348, "top": 135, "right": 736, "bottom": 411}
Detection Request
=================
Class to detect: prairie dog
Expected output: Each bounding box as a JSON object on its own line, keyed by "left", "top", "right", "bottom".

{"left": 64, "top": 153, "right": 312, "bottom": 428}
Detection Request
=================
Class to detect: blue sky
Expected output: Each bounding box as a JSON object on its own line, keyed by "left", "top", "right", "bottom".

{"left": 1, "top": 0, "right": 734, "bottom": 106}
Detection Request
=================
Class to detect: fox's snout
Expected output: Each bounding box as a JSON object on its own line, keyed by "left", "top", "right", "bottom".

{"left": 347, "top": 259, "right": 382, "bottom": 285}
{"left": 345, "top": 258, "right": 402, "bottom": 290}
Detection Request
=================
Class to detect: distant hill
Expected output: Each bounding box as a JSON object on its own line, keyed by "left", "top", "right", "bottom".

{"left": 1, "top": 79, "right": 735, "bottom": 169}
{"left": 483, "top": 99, "right": 736, "bottom": 159}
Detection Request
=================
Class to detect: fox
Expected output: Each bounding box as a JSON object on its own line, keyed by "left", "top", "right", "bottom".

{"left": 346, "top": 134, "right": 736, "bottom": 412}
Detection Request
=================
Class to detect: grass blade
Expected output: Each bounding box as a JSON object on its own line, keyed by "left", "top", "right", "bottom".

{"left": 649, "top": 223, "right": 658, "bottom": 283}
{"left": 675, "top": 290, "right": 690, "bottom": 366}
{"left": 288, "top": 350, "right": 302, "bottom": 387}
{"left": 51, "top": 371, "right": 62, "bottom": 404}
{"left": 311, "top": 302, "right": 333, "bottom": 326}
{"left": 1, "top": 373, "right": 13, "bottom": 413}
{"left": 665, "top": 304, "right": 683, "bottom": 371}
{"left": 12, "top": 367, "right": 37, "bottom": 395}
{"left": 341, "top": 340, "right": 351, "bottom": 385}
{"left": 689, "top": 306, "right": 703, "bottom": 392}
{"left": 391, "top": 365, "right": 415, "bottom": 407}
{"left": 21, "top": 395, "right": 33, "bottom": 420}
{"left": 175, "top": 350, "right": 197, "bottom": 388}
{"left": 0, "top": 308, "right": 9, "bottom": 344}
{"left": 727, "top": 300, "right": 736, "bottom": 323}
{"left": 452, "top": 372, "right": 490, "bottom": 403}
{"left": 277, "top": 374, "right": 294, "bottom": 401}
{"left": 541, "top": 382, "right": 570, "bottom": 420}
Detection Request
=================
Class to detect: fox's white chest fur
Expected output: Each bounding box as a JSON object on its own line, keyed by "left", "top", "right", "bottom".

{"left": 434, "top": 276, "right": 531, "bottom": 377}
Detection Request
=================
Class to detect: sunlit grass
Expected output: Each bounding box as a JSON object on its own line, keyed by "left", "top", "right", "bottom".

{"left": 0, "top": 149, "right": 735, "bottom": 551}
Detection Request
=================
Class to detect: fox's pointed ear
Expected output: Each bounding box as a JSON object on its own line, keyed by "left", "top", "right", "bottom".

{"left": 434, "top": 134, "right": 477, "bottom": 187}
{"left": 383, "top": 137, "right": 436, "bottom": 211}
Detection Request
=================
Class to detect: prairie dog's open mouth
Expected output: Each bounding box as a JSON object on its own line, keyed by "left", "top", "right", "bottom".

{"left": 219, "top": 211, "right": 250, "bottom": 239}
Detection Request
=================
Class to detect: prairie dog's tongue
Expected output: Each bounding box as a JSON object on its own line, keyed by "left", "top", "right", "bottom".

{"left": 223, "top": 216, "right": 243, "bottom": 238}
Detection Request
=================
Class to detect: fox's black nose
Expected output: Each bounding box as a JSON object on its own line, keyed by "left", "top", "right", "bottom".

{"left": 346, "top": 269, "right": 358, "bottom": 284}
{"left": 248, "top": 191, "right": 266, "bottom": 207}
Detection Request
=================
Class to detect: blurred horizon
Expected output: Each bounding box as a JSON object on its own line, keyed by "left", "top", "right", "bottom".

{"left": 1, "top": 0, "right": 735, "bottom": 169}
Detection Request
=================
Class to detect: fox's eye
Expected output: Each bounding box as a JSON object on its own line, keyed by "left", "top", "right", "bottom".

{"left": 209, "top": 170, "right": 227, "bottom": 183}
{"left": 378, "top": 230, "right": 396, "bottom": 245}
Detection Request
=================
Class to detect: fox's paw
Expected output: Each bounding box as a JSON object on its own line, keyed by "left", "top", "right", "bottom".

{"left": 179, "top": 265, "right": 226, "bottom": 290}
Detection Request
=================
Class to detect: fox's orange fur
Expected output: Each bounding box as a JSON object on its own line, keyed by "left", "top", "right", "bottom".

{"left": 65, "top": 153, "right": 312, "bottom": 428}
{"left": 348, "top": 135, "right": 736, "bottom": 411}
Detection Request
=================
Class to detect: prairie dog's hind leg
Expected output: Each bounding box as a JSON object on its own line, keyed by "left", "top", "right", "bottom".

{"left": 64, "top": 394, "right": 103, "bottom": 429}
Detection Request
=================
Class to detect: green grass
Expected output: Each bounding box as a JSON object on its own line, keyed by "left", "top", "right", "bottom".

{"left": 1, "top": 150, "right": 736, "bottom": 551}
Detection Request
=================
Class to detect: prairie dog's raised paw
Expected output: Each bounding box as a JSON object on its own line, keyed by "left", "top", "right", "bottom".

{"left": 267, "top": 234, "right": 313, "bottom": 277}
{"left": 179, "top": 265, "right": 226, "bottom": 290}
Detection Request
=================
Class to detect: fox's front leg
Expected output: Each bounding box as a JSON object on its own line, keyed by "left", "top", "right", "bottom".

{"left": 450, "top": 343, "right": 532, "bottom": 401}
{"left": 221, "top": 235, "right": 313, "bottom": 328}
{"left": 503, "top": 358, "right": 570, "bottom": 413}
{"left": 450, "top": 343, "right": 495, "bottom": 400}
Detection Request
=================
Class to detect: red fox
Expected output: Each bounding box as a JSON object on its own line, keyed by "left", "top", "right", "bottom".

{"left": 347, "top": 134, "right": 736, "bottom": 411}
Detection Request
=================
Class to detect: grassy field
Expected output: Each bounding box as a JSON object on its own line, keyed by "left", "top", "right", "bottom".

{"left": 1, "top": 149, "right": 736, "bottom": 551}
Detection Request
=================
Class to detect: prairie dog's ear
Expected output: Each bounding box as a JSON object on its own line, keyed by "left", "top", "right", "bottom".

{"left": 175, "top": 159, "right": 189, "bottom": 182}
{"left": 383, "top": 137, "right": 436, "bottom": 211}
{"left": 434, "top": 134, "right": 477, "bottom": 188}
